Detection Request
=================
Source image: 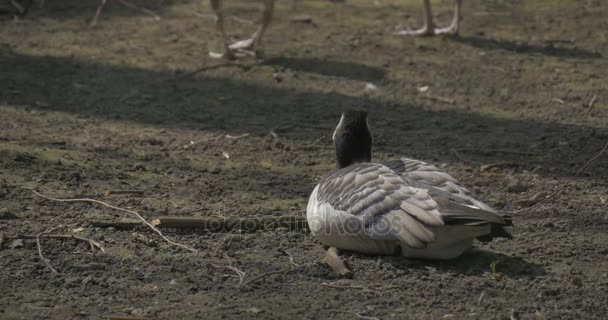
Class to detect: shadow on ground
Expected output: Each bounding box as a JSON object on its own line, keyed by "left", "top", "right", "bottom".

{"left": 263, "top": 57, "right": 386, "bottom": 82}
{"left": 3, "top": 0, "right": 173, "bottom": 22}
{"left": 451, "top": 36, "right": 602, "bottom": 59}
{"left": 1, "top": 48, "right": 606, "bottom": 181}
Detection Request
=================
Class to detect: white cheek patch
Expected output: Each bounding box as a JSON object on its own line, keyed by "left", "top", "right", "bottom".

{"left": 332, "top": 113, "right": 346, "bottom": 141}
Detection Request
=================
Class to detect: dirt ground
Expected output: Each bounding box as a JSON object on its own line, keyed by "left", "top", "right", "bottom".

{"left": 1, "top": 0, "right": 607, "bottom": 319}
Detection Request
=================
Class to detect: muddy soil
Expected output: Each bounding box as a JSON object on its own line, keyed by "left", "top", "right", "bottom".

{"left": 1, "top": 0, "right": 607, "bottom": 319}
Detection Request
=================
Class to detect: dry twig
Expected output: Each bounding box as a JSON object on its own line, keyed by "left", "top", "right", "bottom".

{"left": 91, "top": 0, "right": 160, "bottom": 27}
{"left": 176, "top": 62, "right": 259, "bottom": 79}
{"left": 514, "top": 141, "right": 608, "bottom": 214}
{"left": 327, "top": 310, "right": 379, "bottom": 320}
{"left": 36, "top": 232, "right": 58, "bottom": 274}
{"left": 241, "top": 269, "right": 287, "bottom": 287}
{"left": 282, "top": 249, "right": 299, "bottom": 268}
{"left": 225, "top": 133, "right": 250, "bottom": 140}
{"left": 587, "top": 95, "right": 598, "bottom": 108}
{"left": 451, "top": 148, "right": 482, "bottom": 165}
{"left": 5, "top": 233, "right": 104, "bottom": 274}
{"left": 26, "top": 189, "right": 197, "bottom": 253}
{"left": 9, "top": 0, "right": 26, "bottom": 14}
{"left": 421, "top": 94, "right": 455, "bottom": 104}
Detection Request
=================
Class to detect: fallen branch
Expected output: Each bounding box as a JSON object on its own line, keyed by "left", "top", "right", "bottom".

{"left": 26, "top": 188, "right": 198, "bottom": 253}
{"left": 151, "top": 215, "right": 308, "bottom": 232}
{"left": 90, "top": 217, "right": 143, "bottom": 229}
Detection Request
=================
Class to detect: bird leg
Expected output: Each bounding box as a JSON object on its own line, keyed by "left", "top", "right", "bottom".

{"left": 209, "top": 0, "right": 235, "bottom": 59}
{"left": 322, "top": 247, "right": 353, "bottom": 277}
{"left": 228, "top": 0, "right": 274, "bottom": 53}
{"left": 395, "top": 0, "right": 461, "bottom": 36}
{"left": 435, "top": 0, "right": 461, "bottom": 35}
{"left": 209, "top": 0, "right": 274, "bottom": 59}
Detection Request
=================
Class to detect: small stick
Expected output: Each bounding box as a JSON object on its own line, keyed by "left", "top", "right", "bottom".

{"left": 9, "top": 0, "right": 26, "bottom": 14}
{"left": 91, "top": 0, "right": 107, "bottom": 27}
{"left": 223, "top": 258, "right": 246, "bottom": 285}
{"left": 282, "top": 249, "right": 299, "bottom": 268}
{"left": 455, "top": 148, "right": 539, "bottom": 156}
{"left": 225, "top": 133, "right": 250, "bottom": 140}
{"left": 327, "top": 310, "right": 379, "bottom": 320}
{"left": 479, "top": 162, "right": 520, "bottom": 172}
{"left": 36, "top": 232, "right": 58, "bottom": 274}
{"left": 241, "top": 269, "right": 287, "bottom": 287}
{"left": 5, "top": 233, "right": 104, "bottom": 274}
{"left": 478, "top": 291, "right": 485, "bottom": 305}
{"left": 421, "top": 94, "right": 455, "bottom": 104}
{"left": 90, "top": 217, "right": 143, "bottom": 229}
{"left": 451, "top": 148, "right": 482, "bottom": 165}
{"left": 515, "top": 140, "right": 608, "bottom": 214}
{"left": 91, "top": 0, "right": 159, "bottom": 27}
{"left": 117, "top": 0, "right": 160, "bottom": 20}
{"left": 7, "top": 234, "right": 105, "bottom": 253}
{"left": 588, "top": 95, "right": 598, "bottom": 108}
{"left": 26, "top": 189, "right": 197, "bottom": 253}
{"left": 322, "top": 247, "right": 352, "bottom": 277}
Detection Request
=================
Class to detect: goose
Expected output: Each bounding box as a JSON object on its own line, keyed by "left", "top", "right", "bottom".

{"left": 396, "top": 0, "right": 462, "bottom": 36}
{"left": 209, "top": 0, "right": 275, "bottom": 59}
{"left": 307, "top": 110, "right": 512, "bottom": 274}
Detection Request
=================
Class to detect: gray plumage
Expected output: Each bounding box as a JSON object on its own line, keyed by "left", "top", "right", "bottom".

{"left": 306, "top": 110, "right": 512, "bottom": 259}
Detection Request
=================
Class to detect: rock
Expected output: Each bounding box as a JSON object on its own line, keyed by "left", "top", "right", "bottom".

{"left": 365, "top": 82, "right": 378, "bottom": 91}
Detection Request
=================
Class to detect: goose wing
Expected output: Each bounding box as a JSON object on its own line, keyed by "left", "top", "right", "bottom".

{"left": 384, "top": 158, "right": 512, "bottom": 239}
{"left": 384, "top": 157, "right": 494, "bottom": 212}
{"left": 314, "top": 163, "right": 447, "bottom": 249}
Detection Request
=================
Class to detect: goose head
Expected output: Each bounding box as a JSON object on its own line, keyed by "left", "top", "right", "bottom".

{"left": 332, "top": 110, "right": 372, "bottom": 169}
